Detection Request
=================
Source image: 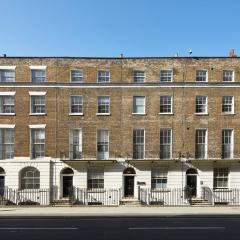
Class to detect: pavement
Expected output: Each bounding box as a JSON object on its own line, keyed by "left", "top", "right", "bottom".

{"left": 1, "top": 206, "right": 240, "bottom": 217}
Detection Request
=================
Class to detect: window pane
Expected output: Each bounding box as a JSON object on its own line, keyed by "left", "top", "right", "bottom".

{"left": 98, "top": 71, "right": 110, "bottom": 83}
{"left": 71, "top": 70, "right": 83, "bottom": 82}
{"left": 0, "top": 70, "right": 15, "bottom": 82}
{"left": 133, "top": 129, "right": 144, "bottom": 159}
{"left": 97, "top": 129, "right": 109, "bottom": 160}
{"left": 196, "top": 70, "right": 207, "bottom": 82}
{"left": 133, "top": 96, "right": 145, "bottom": 114}
{"left": 97, "top": 96, "right": 110, "bottom": 114}
{"left": 31, "top": 70, "right": 46, "bottom": 82}
{"left": 160, "top": 70, "right": 172, "bottom": 82}
{"left": 160, "top": 96, "right": 172, "bottom": 113}
{"left": 133, "top": 71, "right": 145, "bottom": 83}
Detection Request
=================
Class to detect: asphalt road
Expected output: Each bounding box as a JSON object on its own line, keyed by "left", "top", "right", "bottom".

{"left": 0, "top": 216, "right": 240, "bottom": 240}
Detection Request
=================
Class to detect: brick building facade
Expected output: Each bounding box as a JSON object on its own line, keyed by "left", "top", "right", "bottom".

{"left": 0, "top": 56, "right": 240, "bottom": 205}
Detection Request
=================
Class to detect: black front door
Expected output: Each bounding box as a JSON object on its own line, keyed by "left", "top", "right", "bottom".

{"left": 62, "top": 176, "right": 73, "bottom": 198}
{"left": 0, "top": 176, "right": 4, "bottom": 196}
{"left": 124, "top": 176, "right": 134, "bottom": 197}
{"left": 186, "top": 175, "right": 197, "bottom": 198}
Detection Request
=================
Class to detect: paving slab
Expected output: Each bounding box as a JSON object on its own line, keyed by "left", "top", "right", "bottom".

{"left": 1, "top": 206, "right": 240, "bottom": 217}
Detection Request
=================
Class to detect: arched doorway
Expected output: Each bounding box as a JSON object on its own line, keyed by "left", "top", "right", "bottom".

{"left": 186, "top": 168, "right": 198, "bottom": 198}
{"left": 123, "top": 167, "right": 136, "bottom": 197}
{"left": 61, "top": 168, "right": 74, "bottom": 198}
{"left": 0, "top": 167, "right": 5, "bottom": 196}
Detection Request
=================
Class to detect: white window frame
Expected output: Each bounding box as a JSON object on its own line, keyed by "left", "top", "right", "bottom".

{"left": 222, "top": 96, "right": 234, "bottom": 114}
{"left": 30, "top": 128, "right": 45, "bottom": 159}
{"left": 221, "top": 129, "right": 234, "bottom": 159}
{"left": 69, "top": 95, "right": 84, "bottom": 115}
{"left": 132, "top": 128, "right": 145, "bottom": 160}
{"left": 195, "top": 128, "right": 208, "bottom": 159}
{"left": 97, "top": 96, "right": 110, "bottom": 115}
{"left": 0, "top": 67, "right": 16, "bottom": 82}
{"left": 196, "top": 69, "right": 208, "bottom": 82}
{"left": 213, "top": 168, "right": 229, "bottom": 189}
{"left": 132, "top": 96, "right": 146, "bottom": 115}
{"left": 87, "top": 168, "right": 104, "bottom": 189}
{"left": 30, "top": 66, "right": 47, "bottom": 83}
{"left": 151, "top": 167, "right": 168, "bottom": 189}
{"left": 96, "top": 129, "right": 109, "bottom": 160}
{"left": 69, "top": 129, "right": 82, "bottom": 160}
{"left": 30, "top": 95, "right": 46, "bottom": 115}
{"left": 160, "top": 69, "right": 173, "bottom": 82}
{"left": 195, "top": 96, "right": 208, "bottom": 115}
{"left": 0, "top": 95, "right": 15, "bottom": 115}
{"left": 222, "top": 70, "right": 234, "bottom": 82}
{"left": 70, "top": 69, "right": 83, "bottom": 83}
{"left": 159, "top": 96, "right": 173, "bottom": 114}
{"left": 159, "top": 128, "right": 172, "bottom": 159}
{"left": 97, "top": 70, "right": 110, "bottom": 83}
{"left": 133, "top": 70, "right": 146, "bottom": 83}
{"left": 0, "top": 128, "right": 15, "bottom": 160}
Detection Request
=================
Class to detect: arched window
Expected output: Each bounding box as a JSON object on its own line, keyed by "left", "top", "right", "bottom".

{"left": 20, "top": 167, "right": 40, "bottom": 189}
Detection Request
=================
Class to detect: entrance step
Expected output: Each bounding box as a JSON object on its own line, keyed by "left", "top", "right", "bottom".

{"left": 189, "top": 198, "right": 211, "bottom": 206}
{"left": 51, "top": 198, "right": 72, "bottom": 206}
{"left": 120, "top": 198, "right": 141, "bottom": 206}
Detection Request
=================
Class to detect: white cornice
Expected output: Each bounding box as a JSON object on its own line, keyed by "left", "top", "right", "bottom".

{"left": 29, "top": 124, "right": 46, "bottom": 129}
{"left": 29, "top": 66, "right": 47, "bottom": 70}
{"left": 0, "top": 91, "right": 16, "bottom": 95}
{"left": 29, "top": 91, "right": 47, "bottom": 95}
{"left": 0, "top": 66, "right": 16, "bottom": 70}
{"left": 0, "top": 124, "right": 15, "bottom": 128}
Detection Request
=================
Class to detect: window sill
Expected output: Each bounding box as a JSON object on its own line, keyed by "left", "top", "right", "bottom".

{"left": 221, "top": 113, "right": 235, "bottom": 116}
{"left": 158, "top": 113, "right": 174, "bottom": 115}
{"left": 29, "top": 113, "right": 46, "bottom": 116}
{"left": 87, "top": 189, "right": 105, "bottom": 193}
{"left": 132, "top": 113, "right": 146, "bottom": 115}
{"left": 96, "top": 113, "right": 111, "bottom": 116}
{"left": 194, "top": 113, "right": 209, "bottom": 116}
{"left": 0, "top": 113, "right": 15, "bottom": 116}
{"left": 69, "top": 113, "right": 84, "bottom": 116}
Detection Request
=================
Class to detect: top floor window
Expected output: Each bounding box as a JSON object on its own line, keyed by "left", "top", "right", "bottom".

{"left": 97, "top": 70, "right": 110, "bottom": 83}
{"left": 71, "top": 70, "right": 83, "bottom": 82}
{"left": 196, "top": 70, "right": 208, "bottom": 82}
{"left": 160, "top": 70, "right": 172, "bottom": 82}
{"left": 0, "top": 69, "right": 15, "bottom": 82}
{"left": 133, "top": 70, "right": 145, "bottom": 83}
{"left": 31, "top": 69, "right": 46, "bottom": 82}
{"left": 223, "top": 70, "right": 234, "bottom": 82}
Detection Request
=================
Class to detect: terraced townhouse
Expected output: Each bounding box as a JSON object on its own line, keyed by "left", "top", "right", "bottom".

{"left": 0, "top": 54, "right": 240, "bottom": 206}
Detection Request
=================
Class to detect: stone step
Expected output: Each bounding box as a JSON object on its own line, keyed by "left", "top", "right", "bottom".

{"left": 120, "top": 198, "right": 141, "bottom": 206}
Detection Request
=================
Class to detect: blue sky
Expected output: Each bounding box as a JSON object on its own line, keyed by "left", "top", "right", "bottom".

{"left": 0, "top": 0, "right": 240, "bottom": 57}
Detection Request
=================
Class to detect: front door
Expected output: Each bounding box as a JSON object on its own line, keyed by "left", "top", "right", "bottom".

{"left": 62, "top": 176, "right": 73, "bottom": 198}
{"left": 186, "top": 175, "right": 197, "bottom": 198}
{"left": 0, "top": 176, "right": 4, "bottom": 196}
{"left": 124, "top": 176, "right": 134, "bottom": 197}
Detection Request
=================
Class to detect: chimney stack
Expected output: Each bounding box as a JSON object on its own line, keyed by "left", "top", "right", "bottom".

{"left": 229, "top": 49, "right": 236, "bottom": 57}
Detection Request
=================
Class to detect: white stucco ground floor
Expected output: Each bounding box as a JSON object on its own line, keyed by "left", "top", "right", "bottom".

{"left": 0, "top": 159, "right": 240, "bottom": 206}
